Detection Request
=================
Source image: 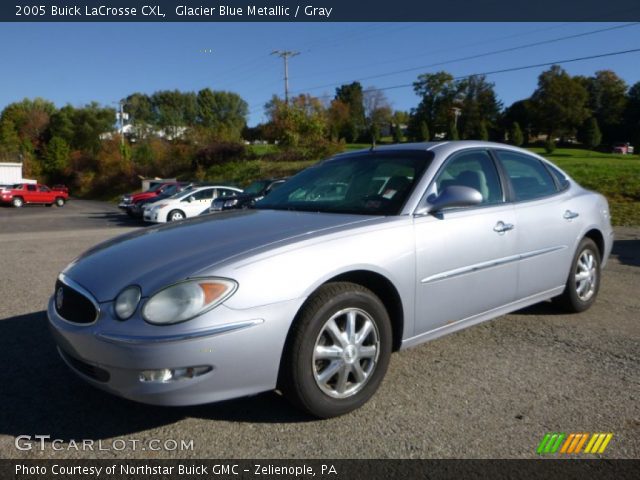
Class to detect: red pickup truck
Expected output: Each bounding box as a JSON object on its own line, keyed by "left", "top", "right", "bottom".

{"left": 0, "top": 183, "right": 69, "bottom": 208}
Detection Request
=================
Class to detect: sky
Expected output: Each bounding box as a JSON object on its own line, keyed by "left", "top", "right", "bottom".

{"left": 1, "top": 22, "right": 639, "bottom": 126}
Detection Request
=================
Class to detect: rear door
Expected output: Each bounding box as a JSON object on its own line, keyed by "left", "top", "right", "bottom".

{"left": 493, "top": 150, "right": 581, "bottom": 299}
{"left": 25, "top": 184, "right": 38, "bottom": 203}
{"left": 414, "top": 149, "right": 518, "bottom": 335}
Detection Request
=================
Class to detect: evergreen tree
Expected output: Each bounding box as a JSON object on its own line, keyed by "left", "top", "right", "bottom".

{"left": 581, "top": 117, "right": 602, "bottom": 150}
{"left": 509, "top": 122, "right": 524, "bottom": 146}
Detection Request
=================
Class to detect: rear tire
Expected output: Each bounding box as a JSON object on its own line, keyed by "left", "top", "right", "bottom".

{"left": 555, "top": 237, "right": 601, "bottom": 313}
{"left": 167, "top": 209, "right": 185, "bottom": 222}
{"left": 55, "top": 197, "right": 65, "bottom": 207}
{"left": 280, "top": 282, "right": 392, "bottom": 418}
{"left": 12, "top": 197, "right": 23, "bottom": 208}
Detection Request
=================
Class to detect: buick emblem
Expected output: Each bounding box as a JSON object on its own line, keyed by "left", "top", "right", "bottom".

{"left": 56, "top": 287, "right": 64, "bottom": 310}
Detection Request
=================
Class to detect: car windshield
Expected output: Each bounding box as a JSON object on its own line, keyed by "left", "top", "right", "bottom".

{"left": 255, "top": 151, "right": 432, "bottom": 215}
{"left": 244, "top": 180, "right": 270, "bottom": 195}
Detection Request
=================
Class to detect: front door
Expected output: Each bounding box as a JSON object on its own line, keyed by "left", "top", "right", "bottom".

{"left": 414, "top": 149, "right": 518, "bottom": 335}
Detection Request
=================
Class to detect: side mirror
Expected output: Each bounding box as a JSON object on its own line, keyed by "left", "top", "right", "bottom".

{"left": 416, "top": 185, "right": 483, "bottom": 215}
{"left": 185, "top": 196, "right": 194, "bottom": 203}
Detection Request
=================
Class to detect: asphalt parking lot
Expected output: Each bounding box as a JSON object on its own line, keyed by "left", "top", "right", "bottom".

{"left": 0, "top": 200, "right": 638, "bottom": 459}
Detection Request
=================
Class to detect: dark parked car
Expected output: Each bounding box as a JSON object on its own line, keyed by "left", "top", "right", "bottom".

{"left": 209, "top": 178, "right": 286, "bottom": 212}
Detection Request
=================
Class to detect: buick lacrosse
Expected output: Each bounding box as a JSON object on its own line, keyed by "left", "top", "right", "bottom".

{"left": 48, "top": 141, "right": 613, "bottom": 418}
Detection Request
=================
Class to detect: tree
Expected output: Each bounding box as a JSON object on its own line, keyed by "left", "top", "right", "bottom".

{"left": 578, "top": 117, "right": 602, "bottom": 150}
{"left": 0, "top": 98, "right": 56, "bottom": 153}
{"left": 326, "top": 99, "right": 351, "bottom": 141}
{"left": 43, "top": 136, "right": 70, "bottom": 176}
{"left": 151, "top": 90, "right": 197, "bottom": 139}
{"left": 265, "top": 94, "right": 328, "bottom": 148}
{"left": 419, "top": 121, "right": 430, "bottom": 141}
{"left": 392, "top": 123, "right": 404, "bottom": 143}
{"left": 49, "top": 103, "right": 115, "bottom": 154}
{"left": 457, "top": 75, "right": 502, "bottom": 140}
{"left": 363, "top": 88, "right": 392, "bottom": 146}
{"left": 503, "top": 99, "right": 535, "bottom": 141}
{"left": 530, "top": 65, "right": 589, "bottom": 138}
{"left": 196, "top": 88, "right": 248, "bottom": 140}
{"left": 583, "top": 70, "right": 628, "bottom": 144}
{"left": 411, "top": 71, "right": 459, "bottom": 137}
{"left": 509, "top": 122, "right": 524, "bottom": 146}
{"left": 335, "top": 82, "right": 366, "bottom": 142}
{"left": 624, "top": 82, "right": 640, "bottom": 144}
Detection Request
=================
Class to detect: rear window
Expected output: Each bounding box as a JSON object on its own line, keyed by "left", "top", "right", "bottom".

{"left": 496, "top": 151, "right": 558, "bottom": 201}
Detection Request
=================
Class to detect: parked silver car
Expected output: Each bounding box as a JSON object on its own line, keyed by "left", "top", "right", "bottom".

{"left": 48, "top": 141, "right": 613, "bottom": 418}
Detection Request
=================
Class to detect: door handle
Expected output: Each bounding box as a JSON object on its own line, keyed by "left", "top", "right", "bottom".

{"left": 493, "top": 221, "right": 515, "bottom": 233}
{"left": 563, "top": 210, "right": 579, "bottom": 220}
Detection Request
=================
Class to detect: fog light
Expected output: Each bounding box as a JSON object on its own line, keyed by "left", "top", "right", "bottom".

{"left": 138, "top": 366, "right": 212, "bottom": 383}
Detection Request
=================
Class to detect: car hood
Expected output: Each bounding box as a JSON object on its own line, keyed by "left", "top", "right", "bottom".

{"left": 62, "top": 209, "right": 380, "bottom": 302}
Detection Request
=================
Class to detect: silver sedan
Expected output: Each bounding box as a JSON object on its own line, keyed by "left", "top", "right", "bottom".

{"left": 48, "top": 141, "right": 613, "bottom": 418}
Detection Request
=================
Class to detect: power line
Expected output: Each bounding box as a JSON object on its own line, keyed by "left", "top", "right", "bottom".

{"left": 289, "top": 23, "right": 640, "bottom": 95}
{"left": 246, "top": 46, "right": 640, "bottom": 116}
{"left": 364, "top": 47, "right": 640, "bottom": 94}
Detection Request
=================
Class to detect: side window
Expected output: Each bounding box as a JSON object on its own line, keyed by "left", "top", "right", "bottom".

{"left": 27, "top": 185, "right": 37, "bottom": 192}
{"left": 496, "top": 151, "right": 558, "bottom": 201}
{"left": 218, "top": 189, "right": 237, "bottom": 198}
{"left": 39, "top": 185, "right": 50, "bottom": 192}
{"left": 546, "top": 163, "right": 570, "bottom": 191}
{"left": 435, "top": 150, "right": 503, "bottom": 205}
{"left": 193, "top": 188, "right": 214, "bottom": 200}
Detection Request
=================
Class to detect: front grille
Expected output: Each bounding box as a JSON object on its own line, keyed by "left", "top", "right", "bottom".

{"left": 59, "top": 348, "right": 110, "bottom": 383}
{"left": 54, "top": 279, "right": 98, "bottom": 324}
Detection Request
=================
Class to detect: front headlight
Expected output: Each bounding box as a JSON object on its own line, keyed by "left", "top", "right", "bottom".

{"left": 142, "top": 278, "right": 237, "bottom": 325}
{"left": 224, "top": 199, "right": 238, "bottom": 208}
{"left": 114, "top": 285, "right": 142, "bottom": 320}
{"left": 153, "top": 203, "right": 168, "bottom": 210}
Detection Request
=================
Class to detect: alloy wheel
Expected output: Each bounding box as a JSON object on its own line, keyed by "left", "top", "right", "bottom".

{"left": 312, "top": 308, "right": 380, "bottom": 399}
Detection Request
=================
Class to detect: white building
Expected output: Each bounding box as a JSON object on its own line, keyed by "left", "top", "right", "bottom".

{"left": 0, "top": 162, "right": 36, "bottom": 185}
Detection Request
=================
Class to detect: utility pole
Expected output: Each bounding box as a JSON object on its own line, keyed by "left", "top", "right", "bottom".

{"left": 114, "top": 100, "right": 128, "bottom": 148}
{"left": 271, "top": 50, "right": 299, "bottom": 104}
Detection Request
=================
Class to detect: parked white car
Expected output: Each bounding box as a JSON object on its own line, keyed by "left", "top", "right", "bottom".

{"left": 143, "top": 185, "right": 242, "bottom": 223}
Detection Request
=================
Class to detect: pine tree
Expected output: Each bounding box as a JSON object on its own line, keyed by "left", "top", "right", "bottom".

{"left": 510, "top": 122, "right": 524, "bottom": 146}
{"left": 583, "top": 117, "right": 602, "bottom": 150}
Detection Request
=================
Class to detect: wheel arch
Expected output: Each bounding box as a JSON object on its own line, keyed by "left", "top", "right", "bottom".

{"left": 282, "top": 269, "right": 405, "bottom": 356}
{"left": 583, "top": 228, "right": 605, "bottom": 260}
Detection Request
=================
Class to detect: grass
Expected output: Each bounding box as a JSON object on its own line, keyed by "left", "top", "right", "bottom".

{"left": 529, "top": 148, "right": 640, "bottom": 226}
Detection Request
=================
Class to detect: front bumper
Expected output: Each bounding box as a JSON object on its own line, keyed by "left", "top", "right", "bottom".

{"left": 143, "top": 209, "right": 161, "bottom": 223}
{"left": 47, "top": 296, "right": 302, "bottom": 406}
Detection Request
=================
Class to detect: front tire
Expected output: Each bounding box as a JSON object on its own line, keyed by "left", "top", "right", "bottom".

{"left": 167, "top": 209, "right": 185, "bottom": 222}
{"left": 280, "top": 282, "right": 392, "bottom": 418}
{"left": 555, "top": 237, "right": 601, "bottom": 313}
{"left": 12, "top": 197, "right": 23, "bottom": 208}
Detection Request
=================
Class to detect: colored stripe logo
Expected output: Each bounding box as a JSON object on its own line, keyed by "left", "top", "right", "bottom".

{"left": 537, "top": 433, "right": 613, "bottom": 454}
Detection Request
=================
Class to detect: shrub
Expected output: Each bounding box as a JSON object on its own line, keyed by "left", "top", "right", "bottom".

{"left": 544, "top": 137, "right": 556, "bottom": 154}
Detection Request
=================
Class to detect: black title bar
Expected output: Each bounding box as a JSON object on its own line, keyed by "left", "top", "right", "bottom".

{"left": 3, "top": 459, "right": 640, "bottom": 480}
{"left": 3, "top": 1, "right": 640, "bottom": 22}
